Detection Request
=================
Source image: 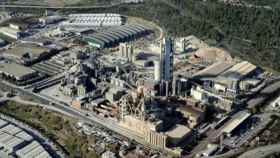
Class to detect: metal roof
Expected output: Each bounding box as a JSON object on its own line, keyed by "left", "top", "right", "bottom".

{"left": 119, "top": 27, "right": 138, "bottom": 35}
{"left": 105, "top": 31, "right": 126, "bottom": 40}
{"left": 15, "top": 131, "right": 33, "bottom": 142}
{"left": 0, "top": 62, "right": 36, "bottom": 80}
{"left": 193, "top": 62, "right": 234, "bottom": 79}
{"left": 93, "top": 34, "right": 112, "bottom": 44}
{"left": 0, "top": 124, "right": 22, "bottom": 135}
{"left": 97, "top": 33, "right": 118, "bottom": 43}
{"left": 83, "top": 24, "right": 150, "bottom": 48}
{"left": 132, "top": 24, "right": 148, "bottom": 31}
{"left": 221, "top": 61, "right": 257, "bottom": 80}
{"left": 83, "top": 36, "right": 105, "bottom": 47}
{"left": 99, "top": 32, "right": 120, "bottom": 41}
{"left": 0, "top": 120, "right": 7, "bottom": 128}
{"left": 126, "top": 25, "right": 145, "bottom": 32}
{"left": 113, "top": 29, "right": 131, "bottom": 38}
{"left": 221, "top": 111, "right": 251, "bottom": 134}
{"left": 16, "top": 141, "right": 40, "bottom": 155}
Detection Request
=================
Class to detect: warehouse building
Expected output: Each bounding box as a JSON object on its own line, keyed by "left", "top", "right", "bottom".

{"left": 210, "top": 110, "right": 251, "bottom": 142}
{"left": 220, "top": 111, "right": 251, "bottom": 136}
{"left": 39, "top": 15, "right": 64, "bottom": 25}
{"left": 0, "top": 26, "right": 22, "bottom": 39}
{"left": 0, "top": 123, "right": 32, "bottom": 155}
{"left": 0, "top": 119, "right": 52, "bottom": 158}
{"left": 0, "top": 132, "right": 25, "bottom": 154}
{"left": 191, "top": 61, "right": 261, "bottom": 106}
{"left": 4, "top": 43, "right": 61, "bottom": 65}
{"left": 0, "top": 61, "right": 40, "bottom": 86}
{"left": 62, "top": 13, "right": 123, "bottom": 27}
{"left": 83, "top": 24, "right": 150, "bottom": 48}
{"left": 16, "top": 141, "right": 51, "bottom": 158}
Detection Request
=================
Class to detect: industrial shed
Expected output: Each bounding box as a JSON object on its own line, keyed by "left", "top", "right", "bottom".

{"left": 83, "top": 24, "right": 151, "bottom": 48}
{"left": 62, "top": 13, "right": 123, "bottom": 27}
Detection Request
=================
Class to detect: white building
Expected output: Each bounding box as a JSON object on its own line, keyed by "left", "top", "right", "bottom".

{"left": 0, "top": 27, "right": 22, "bottom": 39}
{"left": 62, "top": 13, "right": 123, "bottom": 27}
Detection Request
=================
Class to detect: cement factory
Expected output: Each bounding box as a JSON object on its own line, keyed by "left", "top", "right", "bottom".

{"left": 0, "top": 9, "right": 279, "bottom": 158}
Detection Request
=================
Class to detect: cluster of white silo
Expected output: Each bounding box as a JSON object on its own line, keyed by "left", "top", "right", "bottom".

{"left": 62, "top": 13, "right": 123, "bottom": 27}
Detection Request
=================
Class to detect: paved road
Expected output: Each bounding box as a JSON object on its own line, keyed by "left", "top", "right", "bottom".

{"left": 238, "top": 144, "right": 280, "bottom": 158}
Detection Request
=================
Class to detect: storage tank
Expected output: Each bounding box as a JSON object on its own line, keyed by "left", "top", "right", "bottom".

{"left": 154, "top": 60, "right": 161, "bottom": 81}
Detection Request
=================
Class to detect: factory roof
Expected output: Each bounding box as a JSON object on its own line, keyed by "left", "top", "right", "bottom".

{"left": 220, "top": 61, "right": 257, "bottom": 80}
{"left": 166, "top": 124, "right": 191, "bottom": 138}
{"left": 0, "top": 27, "right": 21, "bottom": 35}
{"left": 0, "top": 124, "right": 22, "bottom": 135}
{"left": 15, "top": 131, "right": 33, "bottom": 142}
{"left": 16, "top": 141, "right": 51, "bottom": 158}
{"left": 98, "top": 32, "right": 119, "bottom": 42}
{"left": 83, "top": 36, "right": 105, "bottom": 48}
{"left": 93, "top": 34, "right": 112, "bottom": 44}
{"left": 84, "top": 24, "right": 150, "bottom": 48}
{"left": 23, "top": 144, "right": 48, "bottom": 158}
{"left": 221, "top": 111, "right": 251, "bottom": 134}
{"left": 0, "top": 62, "right": 36, "bottom": 80}
{"left": 5, "top": 43, "right": 50, "bottom": 58}
{"left": 193, "top": 62, "right": 234, "bottom": 80}
{"left": 0, "top": 120, "right": 7, "bottom": 128}
{"left": 4, "top": 137, "right": 24, "bottom": 150}
{"left": 0, "top": 132, "right": 24, "bottom": 152}
{"left": 177, "top": 105, "right": 204, "bottom": 120}
{"left": 63, "top": 13, "right": 122, "bottom": 27}
{"left": 0, "top": 132, "right": 13, "bottom": 143}
{"left": 16, "top": 141, "right": 40, "bottom": 155}
{"left": 105, "top": 31, "right": 125, "bottom": 40}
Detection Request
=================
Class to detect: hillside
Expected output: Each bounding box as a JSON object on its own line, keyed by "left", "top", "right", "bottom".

{"left": 97, "top": 0, "right": 280, "bottom": 72}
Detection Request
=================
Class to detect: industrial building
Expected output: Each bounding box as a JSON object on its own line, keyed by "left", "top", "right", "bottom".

{"left": 0, "top": 21, "right": 31, "bottom": 40}
{"left": 0, "top": 119, "right": 51, "bottom": 158}
{"left": 0, "top": 26, "right": 22, "bottom": 39}
{"left": 210, "top": 110, "right": 251, "bottom": 143}
{"left": 196, "top": 61, "right": 260, "bottom": 94}
{"left": 39, "top": 16, "right": 64, "bottom": 25}
{"left": 16, "top": 141, "right": 51, "bottom": 158}
{"left": 0, "top": 61, "right": 41, "bottom": 86}
{"left": 4, "top": 43, "right": 62, "bottom": 65}
{"left": 83, "top": 24, "right": 150, "bottom": 48}
{"left": 160, "top": 38, "right": 174, "bottom": 82}
{"left": 119, "top": 43, "right": 135, "bottom": 62}
{"left": 153, "top": 38, "right": 174, "bottom": 96}
{"left": 177, "top": 105, "right": 205, "bottom": 128}
{"left": 190, "top": 61, "right": 261, "bottom": 111}
{"left": 62, "top": 13, "right": 123, "bottom": 27}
